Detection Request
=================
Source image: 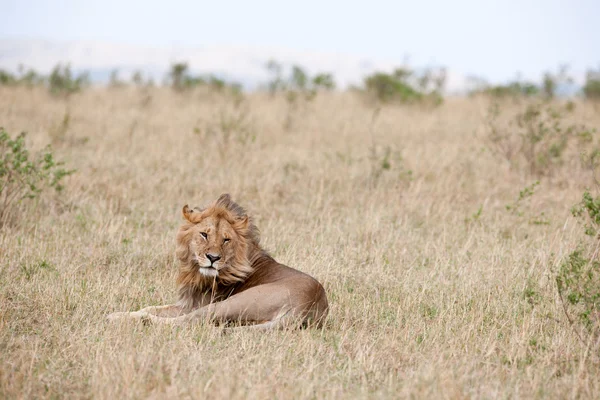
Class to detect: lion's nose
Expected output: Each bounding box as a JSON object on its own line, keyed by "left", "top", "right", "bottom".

{"left": 206, "top": 253, "right": 221, "bottom": 264}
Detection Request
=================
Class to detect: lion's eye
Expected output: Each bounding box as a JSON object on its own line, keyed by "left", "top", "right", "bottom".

{"left": 200, "top": 232, "right": 208, "bottom": 239}
{"left": 223, "top": 238, "right": 230, "bottom": 244}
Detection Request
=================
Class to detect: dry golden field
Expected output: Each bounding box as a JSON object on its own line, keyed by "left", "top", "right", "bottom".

{"left": 1, "top": 86, "right": 599, "bottom": 399}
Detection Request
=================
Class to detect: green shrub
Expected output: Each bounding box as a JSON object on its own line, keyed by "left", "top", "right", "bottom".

{"left": 265, "top": 60, "right": 286, "bottom": 94}
{"left": 108, "top": 69, "right": 125, "bottom": 88}
{"left": 264, "top": 61, "right": 336, "bottom": 129}
{"left": 0, "top": 128, "right": 74, "bottom": 225}
{"left": 48, "top": 64, "right": 89, "bottom": 96}
{"left": 0, "top": 69, "right": 17, "bottom": 85}
{"left": 291, "top": 65, "right": 308, "bottom": 91}
{"left": 503, "top": 181, "right": 550, "bottom": 226}
{"left": 169, "top": 62, "right": 189, "bottom": 91}
{"left": 583, "top": 68, "right": 600, "bottom": 101}
{"left": 364, "top": 72, "right": 422, "bottom": 103}
{"left": 131, "top": 70, "right": 144, "bottom": 86}
{"left": 363, "top": 67, "right": 444, "bottom": 105}
{"left": 484, "top": 81, "right": 540, "bottom": 98}
{"left": 18, "top": 68, "right": 44, "bottom": 87}
{"left": 468, "top": 74, "right": 546, "bottom": 99}
{"left": 542, "top": 65, "right": 572, "bottom": 99}
{"left": 0, "top": 66, "right": 44, "bottom": 87}
{"left": 168, "top": 62, "right": 241, "bottom": 94}
{"left": 312, "top": 73, "right": 336, "bottom": 90}
{"left": 485, "top": 102, "right": 596, "bottom": 176}
{"left": 571, "top": 191, "right": 600, "bottom": 237}
{"left": 264, "top": 60, "right": 336, "bottom": 98}
{"left": 557, "top": 190, "right": 600, "bottom": 343}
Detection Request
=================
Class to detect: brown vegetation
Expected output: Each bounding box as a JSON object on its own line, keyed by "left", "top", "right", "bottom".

{"left": 1, "top": 86, "right": 599, "bottom": 398}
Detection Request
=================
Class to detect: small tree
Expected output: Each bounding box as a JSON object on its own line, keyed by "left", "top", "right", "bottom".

{"left": 291, "top": 65, "right": 308, "bottom": 91}
{"left": 466, "top": 75, "right": 490, "bottom": 95}
{"left": 0, "top": 70, "right": 16, "bottom": 85}
{"left": 365, "top": 72, "right": 420, "bottom": 103}
{"left": 263, "top": 61, "right": 337, "bottom": 128}
{"left": 131, "top": 70, "right": 143, "bottom": 86}
{"left": 48, "top": 64, "right": 89, "bottom": 96}
{"left": 265, "top": 60, "right": 286, "bottom": 94}
{"left": 169, "top": 62, "right": 189, "bottom": 91}
{"left": 482, "top": 81, "right": 540, "bottom": 98}
{"left": 19, "top": 68, "right": 44, "bottom": 87}
{"left": 167, "top": 63, "right": 237, "bottom": 92}
{"left": 583, "top": 67, "right": 600, "bottom": 101}
{"left": 485, "top": 102, "right": 596, "bottom": 176}
{"left": 542, "top": 73, "right": 556, "bottom": 99}
{"left": 208, "top": 75, "right": 225, "bottom": 91}
{"left": 416, "top": 67, "right": 446, "bottom": 94}
{"left": 264, "top": 61, "right": 336, "bottom": 96}
{"left": 0, "top": 128, "right": 74, "bottom": 225}
{"left": 312, "top": 73, "right": 336, "bottom": 90}
{"left": 109, "top": 69, "right": 125, "bottom": 88}
{"left": 363, "top": 66, "right": 444, "bottom": 105}
{"left": 542, "top": 65, "right": 573, "bottom": 99}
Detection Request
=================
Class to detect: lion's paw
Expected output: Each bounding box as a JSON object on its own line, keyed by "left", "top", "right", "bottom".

{"left": 106, "top": 311, "right": 148, "bottom": 322}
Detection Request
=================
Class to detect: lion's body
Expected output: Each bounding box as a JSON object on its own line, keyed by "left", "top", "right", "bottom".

{"left": 108, "top": 194, "right": 328, "bottom": 329}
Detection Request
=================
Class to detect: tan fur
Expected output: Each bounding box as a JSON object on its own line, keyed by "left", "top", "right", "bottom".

{"left": 108, "top": 194, "right": 328, "bottom": 329}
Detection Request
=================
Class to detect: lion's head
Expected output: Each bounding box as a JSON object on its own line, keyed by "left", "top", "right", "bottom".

{"left": 176, "top": 194, "right": 258, "bottom": 288}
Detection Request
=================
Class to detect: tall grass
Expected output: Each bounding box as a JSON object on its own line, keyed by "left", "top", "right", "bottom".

{"left": 1, "top": 86, "right": 599, "bottom": 399}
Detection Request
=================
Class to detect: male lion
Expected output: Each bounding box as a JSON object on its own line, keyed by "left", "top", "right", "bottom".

{"left": 108, "top": 194, "right": 328, "bottom": 329}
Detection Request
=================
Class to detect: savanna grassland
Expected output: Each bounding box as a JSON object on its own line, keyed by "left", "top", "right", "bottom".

{"left": 1, "top": 86, "right": 599, "bottom": 399}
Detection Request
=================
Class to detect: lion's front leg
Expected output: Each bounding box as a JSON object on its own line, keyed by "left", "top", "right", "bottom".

{"left": 106, "top": 310, "right": 150, "bottom": 322}
{"left": 142, "top": 306, "right": 211, "bottom": 326}
{"left": 107, "top": 303, "right": 188, "bottom": 322}
{"left": 139, "top": 303, "right": 188, "bottom": 317}
{"left": 107, "top": 291, "right": 215, "bottom": 323}
{"left": 146, "top": 284, "right": 293, "bottom": 327}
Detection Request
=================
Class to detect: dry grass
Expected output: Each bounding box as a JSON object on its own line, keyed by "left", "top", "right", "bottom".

{"left": 1, "top": 86, "right": 599, "bottom": 399}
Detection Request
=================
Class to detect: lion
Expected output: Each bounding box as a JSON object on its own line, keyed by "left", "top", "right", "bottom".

{"left": 107, "top": 194, "right": 328, "bottom": 329}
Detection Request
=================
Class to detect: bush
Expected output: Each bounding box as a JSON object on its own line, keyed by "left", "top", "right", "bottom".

{"left": 264, "top": 61, "right": 336, "bottom": 98}
{"left": 0, "top": 69, "right": 17, "bottom": 85}
{"left": 363, "top": 67, "right": 444, "bottom": 105}
{"left": 265, "top": 60, "right": 286, "bottom": 94}
{"left": 263, "top": 61, "right": 336, "bottom": 130}
{"left": 168, "top": 62, "right": 241, "bottom": 94}
{"left": 485, "top": 102, "right": 596, "bottom": 176}
{"left": 557, "top": 190, "right": 600, "bottom": 343}
{"left": 168, "top": 62, "right": 189, "bottom": 91}
{"left": 542, "top": 65, "right": 573, "bottom": 99}
{"left": 18, "top": 68, "right": 44, "bottom": 87}
{"left": 312, "top": 73, "right": 336, "bottom": 90}
{"left": 482, "top": 81, "right": 540, "bottom": 98}
{"left": 108, "top": 69, "right": 125, "bottom": 88}
{"left": 131, "top": 70, "right": 144, "bottom": 86}
{"left": 0, "top": 65, "right": 65, "bottom": 89}
{"left": 48, "top": 64, "right": 89, "bottom": 96}
{"left": 0, "top": 128, "right": 74, "bottom": 225}
{"left": 364, "top": 72, "right": 422, "bottom": 103}
{"left": 583, "top": 68, "right": 600, "bottom": 101}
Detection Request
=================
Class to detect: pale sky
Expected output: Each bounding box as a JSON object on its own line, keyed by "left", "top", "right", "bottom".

{"left": 1, "top": 0, "right": 598, "bottom": 83}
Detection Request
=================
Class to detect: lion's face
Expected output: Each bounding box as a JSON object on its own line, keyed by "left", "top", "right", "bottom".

{"left": 187, "top": 214, "right": 240, "bottom": 278}
{"left": 177, "top": 197, "right": 254, "bottom": 284}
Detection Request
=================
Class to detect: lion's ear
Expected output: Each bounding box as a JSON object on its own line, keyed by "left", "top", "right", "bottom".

{"left": 182, "top": 205, "right": 193, "bottom": 222}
